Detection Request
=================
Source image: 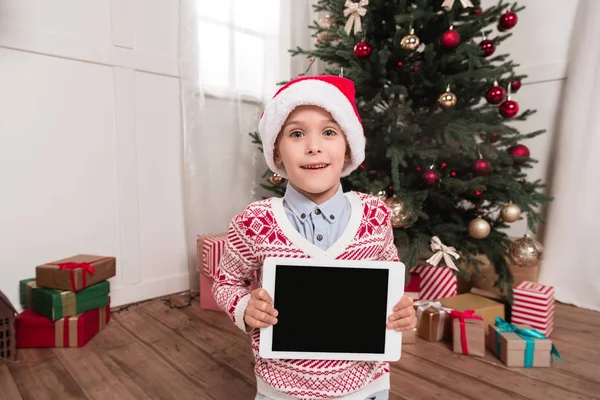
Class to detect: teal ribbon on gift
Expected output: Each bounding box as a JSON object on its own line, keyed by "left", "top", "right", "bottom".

{"left": 494, "top": 317, "right": 562, "bottom": 367}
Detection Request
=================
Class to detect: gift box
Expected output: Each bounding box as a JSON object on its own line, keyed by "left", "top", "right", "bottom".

{"left": 510, "top": 281, "right": 555, "bottom": 337}
{"left": 414, "top": 300, "right": 452, "bottom": 342}
{"left": 36, "top": 255, "right": 116, "bottom": 292}
{"left": 488, "top": 317, "right": 561, "bottom": 367}
{"left": 402, "top": 328, "right": 417, "bottom": 344}
{"left": 438, "top": 293, "right": 504, "bottom": 335}
{"left": 16, "top": 304, "right": 110, "bottom": 348}
{"left": 19, "top": 278, "right": 110, "bottom": 321}
{"left": 404, "top": 273, "right": 422, "bottom": 300}
{"left": 410, "top": 265, "right": 457, "bottom": 301}
{"left": 450, "top": 310, "right": 485, "bottom": 357}
{"left": 196, "top": 234, "right": 227, "bottom": 279}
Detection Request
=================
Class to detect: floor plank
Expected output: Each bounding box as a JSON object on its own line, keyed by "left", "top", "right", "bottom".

{"left": 0, "top": 364, "right": 23, "bottom": 400}
{"left": 115, "top": 303, "right": 256, "bottom": 399}
{"left": 7, "top": 349, "right": 89, "bottom": 400}
{"left": 52, "top": 321, "right": 148, "bottom": 400}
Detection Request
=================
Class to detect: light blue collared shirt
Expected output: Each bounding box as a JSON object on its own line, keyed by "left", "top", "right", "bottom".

{"left": 282, "top": 184, "right": 351, "bottom": 250}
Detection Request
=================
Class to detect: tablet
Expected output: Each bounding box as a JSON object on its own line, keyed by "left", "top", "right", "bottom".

{"left": 259, "top": 257, "right": 405, "bottom": 362}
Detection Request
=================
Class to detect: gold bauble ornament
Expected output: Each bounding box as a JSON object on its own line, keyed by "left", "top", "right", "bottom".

{"left": 384, "top": 195, "right": 411, "bottom": 228}
{"left": 400, "top": 28, "right": 420, "bottom": 51}
{"left": 317, "top": 15, "right": 336, "bottom": 41}
{"left": 438, "top": 85, "right": 457, "bottom": 109}
{"left": 268, "top": 173, "right": 286, "bottom": 186}
{"left": 509, "top": 234, "right": 543, "bottom": 267}
{"left": 468, "top": 217, "right": 491, "bottom": 239}
{"left": 500, "top": 202, "right": 521, "bottom": 223}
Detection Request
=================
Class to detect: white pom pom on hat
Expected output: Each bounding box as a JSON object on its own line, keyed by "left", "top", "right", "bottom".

{"left": 258, "top": 75, "right": 365, "bottom": 179}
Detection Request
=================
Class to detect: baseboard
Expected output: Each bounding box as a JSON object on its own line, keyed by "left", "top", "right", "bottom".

{"left": 109, "top": 273, "right": 191, "bottom": 308}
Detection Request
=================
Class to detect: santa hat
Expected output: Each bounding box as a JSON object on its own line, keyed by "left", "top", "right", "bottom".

{"left": 258, "top": 75, "right": 365, "bottom": 179}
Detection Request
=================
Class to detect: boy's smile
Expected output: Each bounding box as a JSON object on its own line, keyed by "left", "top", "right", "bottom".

{"left": 274, "top": 105, "right": 350, "bottom": 205}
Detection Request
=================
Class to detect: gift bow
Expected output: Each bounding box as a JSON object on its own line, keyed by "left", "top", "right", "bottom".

{"left": 450, "top": 309, "right": 482, "bottom": 355}
{"left": 494, "top": 317, "right": 562, "bottom": 366}
{"left": 57, "top": 262, "right": 96, "bottom": 275}
{"left": 343, "top": 0, "right": 368, "bottom": 35}
{"left": 426, "top": 236, "right": 460, "bottom": 271}
{"left": 414, "top": 300, "right": 452, "bottom": 340}
{"left": 441, "top": 0, "right": 474, "bottom": 9}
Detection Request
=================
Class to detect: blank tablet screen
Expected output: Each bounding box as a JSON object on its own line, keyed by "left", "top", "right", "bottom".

{"left": 272, "top": 265, "right": 389, "bottom": 354}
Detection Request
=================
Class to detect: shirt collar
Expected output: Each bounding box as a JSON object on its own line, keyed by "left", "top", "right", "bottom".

{"left": 283, "top": 184, "right": 346, "bottom": 224}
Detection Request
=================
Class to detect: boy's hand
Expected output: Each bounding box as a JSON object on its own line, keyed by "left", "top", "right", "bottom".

{"left": 244, "top": 288, "right": 278, "bottom": 329}
{"left": 387, "top": 295, "right": 417, "bottom": 331}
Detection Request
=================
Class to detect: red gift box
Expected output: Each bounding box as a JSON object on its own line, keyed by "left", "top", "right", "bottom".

{"left": 196, "top": 234, "right": 227, "bottom": 279}
{"left": 16, "top": 304, "right": 110, "bottom": 348}
{"left": 410, "top": 264, "right": 457, "bottom": 301}
{"left": 510, "top": 281, "right": 555, "bottom": 336}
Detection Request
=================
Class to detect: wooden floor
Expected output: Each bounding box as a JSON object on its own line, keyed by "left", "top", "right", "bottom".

{"left": 2, "top": 296, "right": 600, "bottom": 400}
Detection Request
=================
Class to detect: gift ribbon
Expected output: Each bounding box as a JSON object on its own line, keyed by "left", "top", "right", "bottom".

{"left": 441, "top": 0, "right": 474, "bottom": 9}
{"left": 450, "top": 310, "right": 483, "bottom": 355}
{"left": 425, "top": 236, "right": 460, "bottom": 271}
{"left": 48, "top": 257, "right": 111, "bottom": 291}
{"left": 493, "top": 317, "right": 561, "bottom": 367}
{"left": 414, "top": 300, "right": 452, "bottom": 340}
{"left": 343, "top": 0, "right": 368, "bottom": 35}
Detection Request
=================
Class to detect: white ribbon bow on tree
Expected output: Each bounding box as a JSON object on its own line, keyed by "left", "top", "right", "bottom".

{"left": 441, "top": 0, "right": 474, "bottom": 9}
{"left": 413, "top": 300, "right": 453, "bottom": 341}
{"left": 425, "top": 236, "right": 460, "bottom": 271}
{"left": 343, "top": 0, "right": 369, "bottom": 36}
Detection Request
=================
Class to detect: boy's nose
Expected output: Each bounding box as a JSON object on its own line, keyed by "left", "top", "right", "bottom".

{"left": 306, "top": 135, "right": 322, "bottom": 154}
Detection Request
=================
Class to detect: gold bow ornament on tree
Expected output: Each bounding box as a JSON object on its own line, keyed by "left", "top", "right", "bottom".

{"left": 425, "top": 236, "right": 460, "bottom": 271}
{"left": 343, "top": 0, "right": 369, "bottom": 36}
{"left": 441, "top": 0, "right": 474, "bottom": 10}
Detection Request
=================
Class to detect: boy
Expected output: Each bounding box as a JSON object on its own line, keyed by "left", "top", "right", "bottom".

{"left": 213, "top": 75, "right": 417, "bottom": 400}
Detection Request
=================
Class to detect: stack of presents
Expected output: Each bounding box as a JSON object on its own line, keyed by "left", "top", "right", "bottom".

{"left": 16, "top": 255, "right": 115, "bottom": 349}
{"left": 196, "top": 233, "right": 560, "bottom": 367}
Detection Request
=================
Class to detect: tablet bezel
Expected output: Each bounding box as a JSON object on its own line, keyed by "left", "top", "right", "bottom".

{"left": 258, "top": 257, "right": 405, "bottom": 362}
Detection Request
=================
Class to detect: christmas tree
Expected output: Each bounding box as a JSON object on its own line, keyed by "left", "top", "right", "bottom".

{"left": 249, "top": 0, "right": 552, "bottom": 296}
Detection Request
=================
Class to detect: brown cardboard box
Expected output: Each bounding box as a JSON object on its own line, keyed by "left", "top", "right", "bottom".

{"left": 36, "top": 255, "right": 116, "bottom": 292}
{"left": 414, "top": 305, "right": 451, "bottom": 342}
{"left": 452, "top": 315, "right": 485, "bottom": 357}
{"left": 438, "top": 293, "right": 505, "bottom": 335}
{"left": 488, "top": 323, "right": 552, "bottom": 367}
{"left": 402, "top": 328, "right": 417, "bottom": 344}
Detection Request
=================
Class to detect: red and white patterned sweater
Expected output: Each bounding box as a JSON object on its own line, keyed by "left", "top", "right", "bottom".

{"left": 213, "top": 191, "right": 400, "bottom": 399}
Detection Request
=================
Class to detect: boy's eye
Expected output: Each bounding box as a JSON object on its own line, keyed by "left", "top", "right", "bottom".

{"left": 323, "top": 129, "right": 337, "bottom": 136}
{"left": 290, "top": 130, "right": 304, "bottom": 138}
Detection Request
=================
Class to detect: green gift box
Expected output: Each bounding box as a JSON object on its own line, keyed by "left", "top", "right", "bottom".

{"left": 19, "top": 278, "right": 110, "bottom": 321}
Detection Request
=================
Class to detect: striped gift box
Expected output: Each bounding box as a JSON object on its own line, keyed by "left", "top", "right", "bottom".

{"left": 410, "top": 264, "right": 457, "bottom": 301}
{"left": 196, "top": 234, "right": 227, "bottom": 279}
{"left": 510, "top": 281, "right": 555, "bottom": 336}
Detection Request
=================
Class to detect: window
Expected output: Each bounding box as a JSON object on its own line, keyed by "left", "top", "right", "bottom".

{"left": 197, "top": 0, "right": 279, "bottom": 101}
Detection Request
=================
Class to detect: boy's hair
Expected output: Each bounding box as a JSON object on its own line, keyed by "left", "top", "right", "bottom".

{"left": 258, "top": 75, "right": 365, "bottom": 179}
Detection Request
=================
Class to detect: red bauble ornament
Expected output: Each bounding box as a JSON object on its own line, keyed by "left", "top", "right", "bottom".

{"left": 354, "top": 41, "right": 372, "bottom": 59}
{"left": 422, "top": 170, "right": 440, "bottom": 186}
{"left": 440, "top": 27, "right": 460, "bottom": 49}
{"left": 471, "top": 7, "right": 483, "bottom": 16}
{"left": 500, "top": 99, "right": 519, "bottom": 118}
{"left": 480, "top": 40, "right": 495, "bottom": 57}
{"left": 511, "top": 80, "right": 522, "bottom": 91}
{"left": 498, "top": 10, "right": 518, "bottom": 31}
{"left": 473, "top": 159, "right": 492, "bottom": 176}
{"left": 508, "top": 144, "right": 530, "bottom": 163}
{"left": 488, "top": 131, "right": 500, "bottom": 143}
{"left": 486, "top": 85, "right": 506, "bottom": 105}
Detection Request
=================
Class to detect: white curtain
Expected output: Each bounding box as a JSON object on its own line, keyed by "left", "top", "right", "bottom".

{"left": 538, "top": 0, "right": 600, "bottom": 311}
{"left": 179, "top": 0, "right": 323, "bottom": 290}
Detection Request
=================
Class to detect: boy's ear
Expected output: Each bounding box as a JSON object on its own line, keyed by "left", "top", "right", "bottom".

{"left": 273, "top": 145, "right": 282, "bottom": 165}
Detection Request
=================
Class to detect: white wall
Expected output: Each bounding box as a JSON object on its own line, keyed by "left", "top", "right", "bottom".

{"left": 0, "top": 0, "right": 189, "bottom": 310}
{"left": 0, "top": 0, "right": 578, "bottom": 311}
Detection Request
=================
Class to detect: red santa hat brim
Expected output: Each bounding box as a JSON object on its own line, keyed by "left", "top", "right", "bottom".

{"left": 258, "top": 76, "right": 365, "bottom": 179}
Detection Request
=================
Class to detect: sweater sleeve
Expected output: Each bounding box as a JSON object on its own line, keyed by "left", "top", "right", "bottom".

{"left": 378, "top": 203, "right": 400, "bottom": 263}
{"left": 212, "top": 210, "right": 260, "bottom": 333}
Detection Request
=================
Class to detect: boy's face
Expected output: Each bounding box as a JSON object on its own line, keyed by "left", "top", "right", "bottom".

{"left": 274, "top": 105, "right": 350, "bottom": 204}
